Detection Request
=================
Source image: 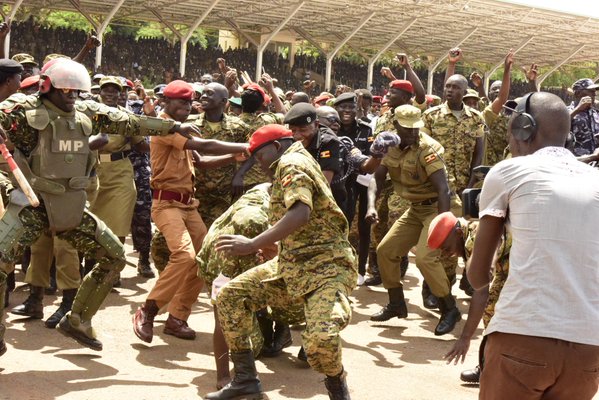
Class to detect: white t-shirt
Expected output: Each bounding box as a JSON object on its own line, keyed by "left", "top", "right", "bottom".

{"left": 479, "top": 146, "right": 599, "bottom": 346}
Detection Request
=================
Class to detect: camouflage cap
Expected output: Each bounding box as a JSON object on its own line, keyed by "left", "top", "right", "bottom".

{"left": 463, "top": 88, "right": 480, "bottom": 100}
{"left": 99, "top": 76, "right": 123, "bottom": 90}
{"left": 43, "top": 54, "right": 70, "bottom": 66}
{"left": 393, "top": 104, "right": 424, "bottom": 129}
{"left": 11, "top": 53, "right": 38, "bottom": 66}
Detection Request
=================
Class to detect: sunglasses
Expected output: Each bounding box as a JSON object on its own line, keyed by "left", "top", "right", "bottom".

{"left": 322, "top": 116, "right": 340, "bottom": 124}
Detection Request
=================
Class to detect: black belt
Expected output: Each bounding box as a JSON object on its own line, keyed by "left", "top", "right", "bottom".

{"left": 412, "top": 197, "right": 438, "bottom": 206}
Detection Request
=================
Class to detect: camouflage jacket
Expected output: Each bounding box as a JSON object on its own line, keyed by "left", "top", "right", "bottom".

{"left": 239, "top": 112, "right": 282, "bottom": 188}
{"left": 191, "top": 112, "right": 250, "bottom": 198}
{"left": 482, "top": 105, "right": 509, "bottom": 166}
{"left": 421, "top": 102, "right": 485, "bottom": 193}
{"left": 270, "top": 141, "right": 357, "bottom": 297}
{"left": 196, "top": 185, "right": 271, "bottom": 285}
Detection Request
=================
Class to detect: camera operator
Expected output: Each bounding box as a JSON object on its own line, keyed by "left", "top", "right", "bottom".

{"left": 468, "top": 92, "right": 599, "bottom": 399}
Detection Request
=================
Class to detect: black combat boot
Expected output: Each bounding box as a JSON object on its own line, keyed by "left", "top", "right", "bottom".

{"left": 459, "top": 273, "right": 474, "bottom": 296}
{"left": 11, "top": 285, "right": 44, "bottom": 319}
{"left": 205, "top": 350, "right": 262, "bottom": 400}
{"left": 324, "top": 369, "right": 351, "bottom": 400}
{"left": 256, "top": 311, "right": 274, "bottom": 356}
{"left": 434, "top": 295, "right": 461, "bottom": 335}
{"left": 363, "top": 250, "right": 381, "bottom": 286}
{"left": 137, "top": 252, "right": 155, "bottom": 278}
{"left": 421, "top": 281, "right": 439, "bottom": 309}
{"left": 261, "top": 321, "right": 292, "bottom": 357}
{"left": 45, "top": 288, "right": 77, "bottom": 329}
{"left": 370, "top": 287, "right": 408, "bottom": 321}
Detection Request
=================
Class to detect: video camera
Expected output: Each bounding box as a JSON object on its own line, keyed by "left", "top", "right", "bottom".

{"left": 461, "top": 165, "right": 491, "bottom": 220}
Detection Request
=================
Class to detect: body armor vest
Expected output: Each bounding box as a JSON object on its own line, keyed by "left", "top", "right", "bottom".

{"left": 15, "top": 102, "right": 95, "bottom": 232}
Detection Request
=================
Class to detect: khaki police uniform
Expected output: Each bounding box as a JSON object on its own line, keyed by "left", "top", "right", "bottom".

{"left": 377, "top": 132, "right": 461, "bottom": 297}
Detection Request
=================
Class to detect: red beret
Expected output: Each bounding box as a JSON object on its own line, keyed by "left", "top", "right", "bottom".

{"left": 248, "top": 124, "right": 293, "bottom": 154}
{"left": 20, "top": 75, "right": 40, "bottom": 89}
{"left": 389, "top": 80, "right": 414, "bottom": 94}
{"left": 427, "top": 212, "right": 458, "bottom": 249}
{"left": 125, "top": 79, "right": 134, "bottom": 89}
{"left": 314, "top": 94, "right": 332, "bottom": 104}
{"left": 243, "top": 83, "right": 270, "bottom": 105}
{"left": 372, "top": 96, "right": 382, "bottom": 103}
{"left": 163, "top": 80, "right": 194, "bottom": 100}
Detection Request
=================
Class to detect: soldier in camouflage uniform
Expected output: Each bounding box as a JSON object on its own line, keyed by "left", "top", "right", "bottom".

{"left": 421, "top": 74, "right": 485, "bottom": 195}
{"left": 232, "top": 83, "right": 283, "bottom": 198}
{"left": 206, "top": 125, "right": 356, "bottom": 400}
{"left": 150, "top": 83, "right": 250, "bottom": 272}
{"left": 0, "top": 59, "right": 201, "bottom": 352}
{"left": 428, "top": 212, "right": 510, "bottom": 384}
{"left": 193, "top": 83, "right": 251, "bottom": 227}
{"left": 196, "top": 183, "right": 303, "bottom": 389}
{"left": 421, "top": 74, "right": 485, "bottom": 295}
{"left": 567, "top": 78, "right": 599, "bottom": 156}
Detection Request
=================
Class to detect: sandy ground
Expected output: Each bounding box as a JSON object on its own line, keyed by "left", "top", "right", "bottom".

{"left": 1, "top": 245, "right": 597, "bottom": 400}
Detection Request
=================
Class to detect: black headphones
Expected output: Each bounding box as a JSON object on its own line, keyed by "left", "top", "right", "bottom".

{"left": 507, "top": 92, "right": 537, "bottom": 142}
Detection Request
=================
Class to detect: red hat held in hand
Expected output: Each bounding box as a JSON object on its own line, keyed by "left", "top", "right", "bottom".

{"left": 427, "top": 212, "right": 459, "bottom": 249}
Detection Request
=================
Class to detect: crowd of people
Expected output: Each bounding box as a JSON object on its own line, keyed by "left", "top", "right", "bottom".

{"left": 8, "top": 18, "right": 573, "bottom": 102}
{"left": 0, "top": 16, "right": 597, "bottom": 400}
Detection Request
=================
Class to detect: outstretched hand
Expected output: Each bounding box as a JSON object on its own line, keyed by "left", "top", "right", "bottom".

{"left": 216, "top": 234, "right": 256, "bottom": 256}
{"left": 443, "top": 337, "right": 471, "bottom": 365}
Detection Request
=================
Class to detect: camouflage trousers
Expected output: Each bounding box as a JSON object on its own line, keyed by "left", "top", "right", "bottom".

{"left": 0, "top": 205, "right": 125, "bottom": 322}
{"left": 129, "top": 151, "right": 152, "bottom": 256}
{"left": 152, "top": 196, "right": 231, "bottom": 273}
{"left": 217, "top": 259, "right": 351, "bottom": 376}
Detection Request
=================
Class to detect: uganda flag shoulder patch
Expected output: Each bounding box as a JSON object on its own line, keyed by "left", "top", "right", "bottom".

{"left": 282, "top": 174, "right": 293, "bottom": 187}
{"left": 424, "top": 153, "right": 437, "bottom": 164}
{"left": 320, "top": 150, "right": 331, "bottom": 158}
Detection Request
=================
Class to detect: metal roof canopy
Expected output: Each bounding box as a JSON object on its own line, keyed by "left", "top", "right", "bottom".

{"left": 4, "top": 0, "right": 599, "bottom": 92}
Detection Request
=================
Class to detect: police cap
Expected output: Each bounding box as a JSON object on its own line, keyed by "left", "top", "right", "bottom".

{"left": 284, "top": 103, "right": 317, "bottom": 126}
{"left": 0, "top": 59, "right": 24, "bottom": 74}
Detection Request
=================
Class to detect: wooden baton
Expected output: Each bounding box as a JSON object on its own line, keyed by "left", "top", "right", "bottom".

{"left": 0, "top": 142, "right": 40, "bottom": 207}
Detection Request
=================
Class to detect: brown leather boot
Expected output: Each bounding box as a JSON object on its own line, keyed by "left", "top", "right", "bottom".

{"left": 133, "top": 300, "right": 158, "bottom": 343}
{"left": 163, "top": 314, "right": 196, "bottom": 340}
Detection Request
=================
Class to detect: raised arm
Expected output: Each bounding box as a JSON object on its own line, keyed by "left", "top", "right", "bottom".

{"left": 491, "top": 50, "right": 513, "bottom": 115}
{"left": 444, "top": 48, "right": 463, "bottom": 85}
{"left": 72, "top": 33, "right": 101, "bottom": 64}
{"left": 397, "top": 53, "right": 425, "bottom": 104}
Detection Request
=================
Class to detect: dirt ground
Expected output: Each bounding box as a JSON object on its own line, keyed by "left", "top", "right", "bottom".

{"left": 1, "top": 246, "right": 597, "bottom": 400}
